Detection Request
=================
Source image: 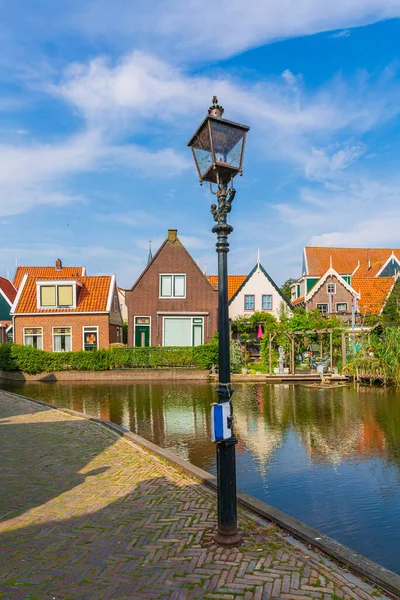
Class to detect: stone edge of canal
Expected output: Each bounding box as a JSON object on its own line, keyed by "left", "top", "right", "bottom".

{"left": 3, "top": 389, "right": 400, "bottom": 599}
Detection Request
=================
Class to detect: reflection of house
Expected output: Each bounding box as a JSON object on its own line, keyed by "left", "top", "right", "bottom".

{"left": 126, "top": 229, "right": 218, "bottom": 347}
{"left": 209, "top": 257, "right": 291, "bottom": 321}
{"left": 0, "top": 277, "right": 16, "bottom": 343}
{"left": 291, "top": 247, "right": 399, "bottom": 321}
{"left": 12, "top": 259, "right": 123, "bottom": 351}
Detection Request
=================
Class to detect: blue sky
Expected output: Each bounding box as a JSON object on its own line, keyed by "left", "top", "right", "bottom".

{"left": 1, "top": 1, "right": 400, "bottom": 288}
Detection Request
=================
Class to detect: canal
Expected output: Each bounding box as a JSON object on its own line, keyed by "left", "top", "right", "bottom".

{"left": 2, "top": 380, "right": 400, "bottom": 575}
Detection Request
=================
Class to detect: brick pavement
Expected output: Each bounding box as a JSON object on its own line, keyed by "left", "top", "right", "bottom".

{"left": 0, "top": 391, "right": 392, "bottom": 600}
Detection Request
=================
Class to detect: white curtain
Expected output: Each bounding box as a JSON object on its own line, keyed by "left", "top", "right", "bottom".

{"left": 164, "top": 318, "right": 191, "bottom": 346}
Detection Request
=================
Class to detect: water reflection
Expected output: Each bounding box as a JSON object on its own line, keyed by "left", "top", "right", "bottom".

{"left": 2, "top": 380, "right": 400, "bottom": 574}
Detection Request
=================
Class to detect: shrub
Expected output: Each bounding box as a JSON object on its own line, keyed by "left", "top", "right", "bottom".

{"left": 0, "top": 343, "right": 223, "bottom": 374}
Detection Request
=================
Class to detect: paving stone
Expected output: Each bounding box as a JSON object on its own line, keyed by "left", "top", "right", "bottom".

{"left": 0, "top": 391, "right": 391, "bottom": 600}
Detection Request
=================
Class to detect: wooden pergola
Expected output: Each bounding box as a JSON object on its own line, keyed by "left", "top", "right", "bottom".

{"left": 268, "top": 329, "right": 334, "bottom": 375}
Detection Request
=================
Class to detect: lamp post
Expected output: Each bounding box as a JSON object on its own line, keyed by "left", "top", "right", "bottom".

{"left": 188, "top": 97, "right": 250, "bottom": 547}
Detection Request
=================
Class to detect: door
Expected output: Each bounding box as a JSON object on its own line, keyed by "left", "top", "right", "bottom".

{"left": 134, "top": 317, "right": 150, "bottom": 347}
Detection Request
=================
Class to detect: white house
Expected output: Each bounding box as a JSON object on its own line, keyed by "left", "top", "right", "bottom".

{"left": 209, "top": 259, "right": 292, "bottom": 321}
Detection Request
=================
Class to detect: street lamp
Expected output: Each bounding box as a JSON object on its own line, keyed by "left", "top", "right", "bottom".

{"left": 188, "top": 97, "right": 250, "bottom": 547}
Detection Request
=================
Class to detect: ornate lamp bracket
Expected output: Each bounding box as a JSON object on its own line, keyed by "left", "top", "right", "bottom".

{"left": 210, "top": 185, "right": 236, "bottom": 234}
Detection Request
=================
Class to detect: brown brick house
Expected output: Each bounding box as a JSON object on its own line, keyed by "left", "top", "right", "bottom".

{"left": 126, "top": 230, "right": 218, "bottom": 346}
{"left": 12, "top": 261, "right": 123, "bottom": 351}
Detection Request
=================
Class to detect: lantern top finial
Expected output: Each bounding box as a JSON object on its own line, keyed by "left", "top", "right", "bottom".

{"left": 208, "top": 96, "right": 224, "bottom": 118}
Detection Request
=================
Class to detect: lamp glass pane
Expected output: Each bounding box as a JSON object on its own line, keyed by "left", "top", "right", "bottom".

{"left": 210, "top": 120, "right": 245, "bottom": 169}
{"left": 191, "top": 122, "right": 213, "bottom": 177}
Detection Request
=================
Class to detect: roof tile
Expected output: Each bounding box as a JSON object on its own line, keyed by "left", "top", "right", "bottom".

{"left": 208, "top": 275, "right": 247, "bottom": 300}
{"left": 353, "top": 277, "right": 394, "bottom": 314}
{"left": 14, "top": 266, "right": 84, "bottom": 290}
{"left": 305, "top": 247, "right": 400, "bottom": 278}
{"left": 15, "top": 276, "right": 111, "bottom": 314}
{"left": 0, "top": 277, "right": 17, "bottom": 303}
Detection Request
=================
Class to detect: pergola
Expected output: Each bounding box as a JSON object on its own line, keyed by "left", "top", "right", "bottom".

{"left": 267, "top": 329, "right": 334, "bottom": 375}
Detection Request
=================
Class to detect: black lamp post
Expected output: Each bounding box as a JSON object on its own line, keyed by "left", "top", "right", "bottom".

{"left": 188, "top": 97, "right": 250, "bottom": 547}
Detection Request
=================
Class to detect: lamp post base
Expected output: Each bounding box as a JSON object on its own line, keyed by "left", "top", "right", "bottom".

{"left": 214, "top": 530, "right": 243, "bottom": 547}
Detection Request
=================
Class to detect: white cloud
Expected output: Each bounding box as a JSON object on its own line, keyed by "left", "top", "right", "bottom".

{"left": 71, "top": 0, "right": 400, "bottom": 61}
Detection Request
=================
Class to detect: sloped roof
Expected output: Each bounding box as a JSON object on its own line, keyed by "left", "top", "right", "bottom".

{"left": 14, "top": 266, "right": 85, "bottom": 290}
{"left": 0, "top": 276, "right": 17, "bottom": 303}
{"left": 353, "top": 277, "right": 395, "bottom": 315}
{"left": 292, "top": 297, "right": 305, "bottom": 306}
{"left": 207, "top": 275, "right": 246, "bottom": 300}
{"left": 304, "top": 247, "right": 400, "bottom": 277}
{"left": 14, "top": 275, "right": 112, "bottom": 314}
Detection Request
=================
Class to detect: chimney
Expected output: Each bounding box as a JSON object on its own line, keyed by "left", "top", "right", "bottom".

{"left": 55, "top": 258, "right": 62, "bottom": 271}
{"left": 168, "top": 229, "right": 177, "bottom": 242}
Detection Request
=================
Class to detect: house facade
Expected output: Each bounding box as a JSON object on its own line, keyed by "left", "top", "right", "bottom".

{"left": 209, "top": 260, "right": 292, "bottom": 320}
{"left": 291, "top": 247, "right": 399, "bottom": 320}
{"left": 0, "top": 277, "right": 16, "bottom": 343}
{"left": 126, "top": 229, "right": 218, "bottom": 347}
{"left": 12, "top": 260, "right": 123, "bottom": 351}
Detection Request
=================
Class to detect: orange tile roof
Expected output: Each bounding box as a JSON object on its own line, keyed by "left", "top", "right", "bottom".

{"left": 353, "top": 277, "right": 395, "bottom": 314}
{"left": 14, "top": 266, "right": 85, "bottom": 290}
{"left": 292, "top": 296, "right": 304, "bottom": 306}
{"left": 0, "top": 276, "right": 17, "bottom": 303}
{"left": 14, "top": 276, "right": 112, "bottom": 314}
{"left": 305, "top": 247, "right": 400, "bottom": 278}
{"left": 208, "top": 275, "right": 247, "bottom": 300}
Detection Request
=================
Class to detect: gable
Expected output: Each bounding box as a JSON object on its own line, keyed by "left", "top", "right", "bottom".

{"left": 377, "top": 255, "right": 400, "bottom": 278}
{"left": 0, "top": 293, "right": 11, "bottom": 320}
{"left": 229, "top": 263, "right": 292, "bottom": 309}
{"left": 130, "top": 235, "right": 215, "bottom": 297}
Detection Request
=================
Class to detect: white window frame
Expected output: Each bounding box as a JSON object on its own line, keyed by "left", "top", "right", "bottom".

{"left": 52, "top": 326, "right": 72, "bottom": 352}
{"left": 23, "top": 327, "right": 43, "bottom": 349}
{"left": 317, "top": 303, "right": 328, "bottom": 314}
{"left": 134, "top": 316, "right": 151, "bottom": 347}
{"left": 36, "top": 281, "right": 78, "bottom": 309}
{"left": 336, "top": 302, "right": 348, "bottom": 313}
{"left": 159, "top": 274, "right": 186, "bottom": 299}
{"left": 162, "top": 316, "right": 203, "bottom": 347}
{"left": 326, "top": 283, "right": 336, "bottom": 294}
{"left": 262, "top": 294, "right": 273, "bottom": 311}
{"left": 82, "top": 326, "right": 99, "bottom": 351}
{"left": 244, "top": 294, "right": 255, "bottom": 311}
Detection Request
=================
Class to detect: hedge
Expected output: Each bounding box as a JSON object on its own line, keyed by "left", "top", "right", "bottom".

{"left": 0, "top": 343, "right": 219, "bottom": 375}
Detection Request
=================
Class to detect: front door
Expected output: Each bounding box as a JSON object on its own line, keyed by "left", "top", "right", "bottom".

{"left": 134, "top": 317, "right": 150, "bottom": 347}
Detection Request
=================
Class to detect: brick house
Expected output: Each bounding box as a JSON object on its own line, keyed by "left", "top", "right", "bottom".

{"left": 12, "top": 260, "right": 123, "bottom": 351}
{"left": 125, "top": 229, "right": 218, "bottom": 346}
{"left": 0, "top": 277, "right": 17, "bottom": 343}
{"left": 291, "top": 247, "right": 399, "bottom": 321}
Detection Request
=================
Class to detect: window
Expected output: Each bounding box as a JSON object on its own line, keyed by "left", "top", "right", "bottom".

{"left": 40, "top": 286, "right": 56, "bottom": 307}
{"left": 262, "top": 295, "right": 272, "bottom": 310}
{"left": 53, "top": 327, "right": 72, "bottom": 352}
{"left": 83, "top": 327, "right": 98, "bottom": 351}
{"left": 113, "top": 296, "right": 118, "bottom": 312}
{"left": 336, "top": 302, "right": 348, "bottom": 312}
{"left": 24, "top": 327, "right": 43, "bottom": 349}
{"left": 160, "top": 275, "right": 186, "bottom": 298}
{"left": 327, "top": 283, "right": 336, "bottom": 294}
{"left": 317, "top": 304, "right": 328, "bottom": 314}
{"left": 244, "top": 295, "right": 255, "bottom": 311}
{"left": 38, "top": 283, "right": 74, "bottom": 308}
{"left": 163, "top": 317, "right": 203, "bottom": 346}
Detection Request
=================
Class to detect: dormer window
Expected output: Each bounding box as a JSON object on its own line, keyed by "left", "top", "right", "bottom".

{"left": 37, "top": 281, "right": 77, "bottom": 309}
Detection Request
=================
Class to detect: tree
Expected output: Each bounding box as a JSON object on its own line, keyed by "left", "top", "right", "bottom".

{"left": 280, "top": 278, "right": 297, "bottom": 302}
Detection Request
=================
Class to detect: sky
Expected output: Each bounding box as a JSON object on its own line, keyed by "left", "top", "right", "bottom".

{"left": 1, "top": 1, "right": 400, "bottom": 288}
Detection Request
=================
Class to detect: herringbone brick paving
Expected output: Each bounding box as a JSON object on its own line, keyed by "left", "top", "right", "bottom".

{"left": 0, "top": 391, "right": 391, "bottom": 599}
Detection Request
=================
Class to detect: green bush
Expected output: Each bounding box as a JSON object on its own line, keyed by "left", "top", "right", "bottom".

{"left": 0, "top": 342, "right": 222, "bottom": 374}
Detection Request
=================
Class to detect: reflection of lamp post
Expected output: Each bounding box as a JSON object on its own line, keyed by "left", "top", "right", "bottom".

{"left": 188, "top": 97, "right": 249, "bottom": 546}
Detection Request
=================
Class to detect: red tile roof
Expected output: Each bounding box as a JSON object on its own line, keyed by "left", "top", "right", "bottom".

{"left": 14, "top": 276, "right": 112, "bottom": 314}
{"left": 353, "top": 277, "right": 395, "bottom": 315}
{"left": 0, "top": 276, "right": 17, "bottom": 303}
{"left": 14, "top": 266, "right": 85, "bottom": 290}
{"left": 208, "top": 275, "right": 247, "bottom": 300}
{"left": 305, "top": 247, "right": 400, "bottom": 278}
